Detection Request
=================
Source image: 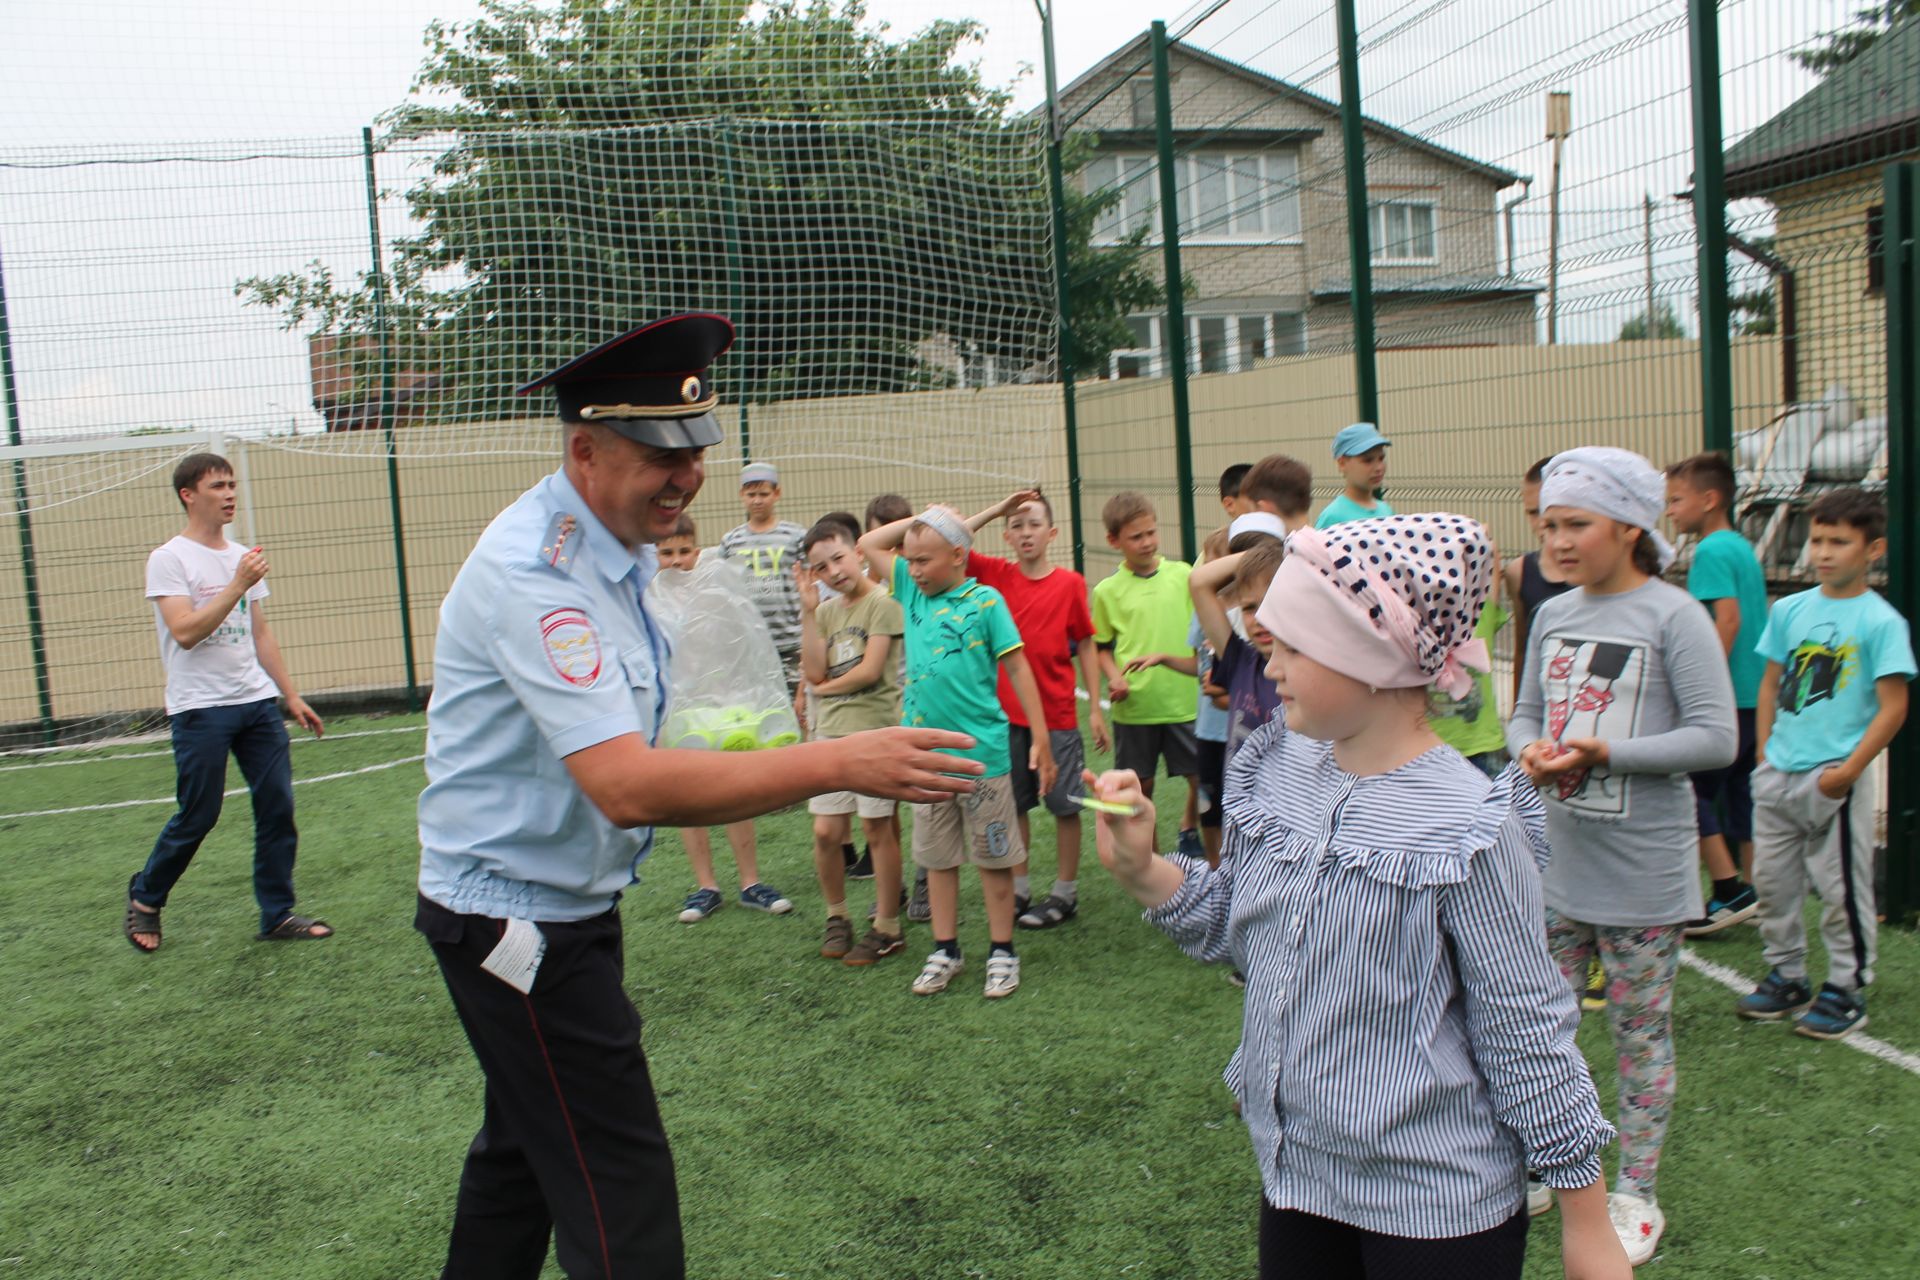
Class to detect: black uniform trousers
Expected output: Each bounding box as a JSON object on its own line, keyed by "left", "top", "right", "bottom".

{"left": 418, "top": 894, "right": 685, "bottom": 1279}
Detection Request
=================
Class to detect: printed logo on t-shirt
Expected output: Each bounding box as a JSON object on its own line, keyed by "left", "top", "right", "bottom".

{"left": 826, "top": 624, "right": 870, "bottom": 681}
{"left": 741, "top": 545, "right": 789, "bottom": 579}
{"left": 1778, "top": 623, "right": 1859, "bottom": 714}
{"left": 1543, "top": 633, "right": 1648, "bottom": 818}
{"left": 194, "top": 582, "right": 253, "bottom": 647}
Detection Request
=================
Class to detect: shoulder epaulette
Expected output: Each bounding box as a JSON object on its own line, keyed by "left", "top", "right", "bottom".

{"left": 539, "top": 511, "right": 581, "bottom": 574}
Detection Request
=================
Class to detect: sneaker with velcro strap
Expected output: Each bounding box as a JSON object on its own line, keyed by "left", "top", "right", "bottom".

{"left": 1794, "top": 983, "right": 1868, "bottom": 1040}
{"left": 739, "top": 882, "right": 793, "bottom": 914}
{"left": 678, "top": 888, "right": 724, "bottom": 923}
{"left": 984, "top": 951, "right": 1021, "bottom": 999}
{"left": 911, "top": 950, "right": 964, "bottom": 995}
{"left": 1737, "top": 968, "right": 1815, "bottom": 1021}
{"left": 820, "top": 916, "right": 855, "bottom": 959}
{"left": 843, "top": 925, "right": 906, "bottom": 966}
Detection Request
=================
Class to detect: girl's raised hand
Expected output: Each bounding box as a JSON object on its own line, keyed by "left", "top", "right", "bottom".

{"left": 1086, "top": 768, "right": 1155, "bottom": 882}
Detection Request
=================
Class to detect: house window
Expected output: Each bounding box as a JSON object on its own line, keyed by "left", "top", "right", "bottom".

{"left": 1085, "top": 154, "right": 1158, "bottom": 241}
{"left": 1087, "top": 151, "right": 1301, "bottom": 244}
{"left": 1184, "top": 151, "right": 1302, "bottom": 240}
{"left": 1111, "top": 315, "right": 1160, "bottom": 379}
{"left": 1370, "top": 201, "right": 1437, "bottom": 260}
{"left": 1107, "top": 312, "right": 1305, "bottom": 379}
{"left": 1867, "top": 204, "right": 1885, "bottom": 294}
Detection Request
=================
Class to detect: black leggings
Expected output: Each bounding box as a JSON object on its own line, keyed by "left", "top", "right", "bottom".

{"left": 1258, "top": 1200, "right": 1529, "bottom": 1280}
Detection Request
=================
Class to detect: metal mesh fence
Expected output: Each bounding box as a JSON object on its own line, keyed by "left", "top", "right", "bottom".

{"left": 0, "top": 4, "right": 1066, "bottom": 746}
{"left": 1061, "top": 0, "right": 1904, "bottom": 588}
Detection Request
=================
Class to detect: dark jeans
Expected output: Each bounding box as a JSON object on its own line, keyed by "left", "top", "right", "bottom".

{"left": 418, "top": 895, "right": 685, "bottom": 1280}
{"left": 131, "top": 697, "right": 297, "bottom": 932}
{"left": 1258, "top": 1201, "right": 1529, "bottom": 1280}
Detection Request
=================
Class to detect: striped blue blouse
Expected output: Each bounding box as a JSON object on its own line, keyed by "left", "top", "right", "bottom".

{"left": 1146, "top": 716, "right": 1614, "bottom": 1238}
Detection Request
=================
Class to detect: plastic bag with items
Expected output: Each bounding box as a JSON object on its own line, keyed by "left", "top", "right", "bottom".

{"left": 644, "top": 553, "right": 800, "bottom": 751}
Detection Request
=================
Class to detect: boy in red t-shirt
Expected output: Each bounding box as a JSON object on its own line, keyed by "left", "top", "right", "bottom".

{"left": 954, "top": 490, "right": 1108, "bottom": 927}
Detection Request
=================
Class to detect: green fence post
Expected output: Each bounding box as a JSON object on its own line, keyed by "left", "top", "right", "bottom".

{"left": 1688, "top": 0, "right": 1734, "bottom": 456}
{"left": 1151, "top": 20, "right": 1197, "bottom": 565}
{"left": 0, "top": 239, "right": 56, "bottom": 745}
{"left": 1883, "top": 162, "right": 1918, "bottom": 926}
{"left": 1333, "top": 0, "right": 1380, "bottom": 427}
{"left": 1036, "top": 1, "right": 1085, "bottom": 575}
{"left": 363, "top": 127, "right": 421, "bottom": 711}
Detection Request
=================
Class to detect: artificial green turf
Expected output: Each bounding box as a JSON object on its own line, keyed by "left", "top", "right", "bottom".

{"left": 3, "top": 713, "right": 1917, "bottom": 1278}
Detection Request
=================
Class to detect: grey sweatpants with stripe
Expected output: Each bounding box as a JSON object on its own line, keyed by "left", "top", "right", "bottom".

{"left": 1751, "top": 759, "right": 1877, "bottom": 992}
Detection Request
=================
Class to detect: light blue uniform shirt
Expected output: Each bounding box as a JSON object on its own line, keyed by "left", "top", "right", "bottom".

{"left": 418, "top": 468, "right": 670, "bottom": 922}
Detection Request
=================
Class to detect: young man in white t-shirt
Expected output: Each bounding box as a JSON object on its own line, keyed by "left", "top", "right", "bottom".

{"left": 124, "top": 453, "right": 331, "bottom": 952}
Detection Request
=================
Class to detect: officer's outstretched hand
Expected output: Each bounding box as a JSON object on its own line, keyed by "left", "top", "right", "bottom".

{"left": 834, "top": 727, "right": 984, "bottom": 804}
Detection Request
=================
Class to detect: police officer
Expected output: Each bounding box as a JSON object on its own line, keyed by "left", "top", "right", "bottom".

{"left": 415, "top": 314, "right": 979, "bottom": 1280}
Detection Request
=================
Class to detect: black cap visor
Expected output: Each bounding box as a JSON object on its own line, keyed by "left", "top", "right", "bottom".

{"left": 595, "top": 412, "right": 724, "bottom": 451}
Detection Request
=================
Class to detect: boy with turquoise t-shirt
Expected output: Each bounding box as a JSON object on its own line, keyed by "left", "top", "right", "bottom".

{"left": 859, "top": 503, "right": 1056, "bottom": 1000}
{"left": 1738, "top": 489, "right": 1914, "bottom": 1040}
{"left": 1315, "top": 422, "right": 1393, "bottom": 528}
{"left": 1667, "top": 452, "right": 1769, "bottom": 934}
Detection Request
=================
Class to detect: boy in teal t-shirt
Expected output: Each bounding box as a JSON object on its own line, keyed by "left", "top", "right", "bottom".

{"left": 859, "top": 502, "right": 1055, "bottom": 1000}
{"left": 1315, "top": 421, "right": 1393, "bottom": 528}
{"left": 1739, "top": 488, "right": 1914, "bottom": 1040}
{"left": 1666, "top": 452, "right": 1769, "bottom": 934}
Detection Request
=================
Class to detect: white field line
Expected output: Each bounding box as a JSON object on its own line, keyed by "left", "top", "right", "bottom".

{"left": 1680, "top": 948, "right": 1920, "bottom": 1078}
{"left": 0, "top": 725, "right": 425, "bottom": 772}
{"left": 0, "top": 754, "right": 425, "bottom": 820}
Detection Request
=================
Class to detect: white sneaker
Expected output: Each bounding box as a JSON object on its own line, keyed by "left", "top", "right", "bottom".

{"left": 1608, "top": 1192, "right": 1665, "bottom": 1266}
{"left": 911, "top": 951, "right": 964, "bottom": 995}
{"left": 1526, "top": 1179, "right": 1553, "bottom": 1216}
{"left": 984, "top": 951, "right": 1021, "bottom": 999}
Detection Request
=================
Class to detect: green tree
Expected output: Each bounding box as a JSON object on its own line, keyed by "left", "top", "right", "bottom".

{"left": 1792, "top": 2, "right": 1918, "bottom": 74}
{"left": 237, "top": 0, "right": 1162, "bottom": 419}
{"left": 1618, "top": 302, "right": 1687, "bottom": 341}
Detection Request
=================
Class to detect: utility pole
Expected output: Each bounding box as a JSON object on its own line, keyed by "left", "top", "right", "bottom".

{"left": 1546, "top": 92, "right": 1572, "bottom": 344}
{"left": 1644, "top": 193, "right": 1657, "bottom": 338}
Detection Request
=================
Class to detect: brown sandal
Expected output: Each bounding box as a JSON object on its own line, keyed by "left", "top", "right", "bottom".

{"left": 124, "top": 879, "right": 161, "bottom": 953}
{"left": 257, "top": 914, "right": 334, "bottom": 942}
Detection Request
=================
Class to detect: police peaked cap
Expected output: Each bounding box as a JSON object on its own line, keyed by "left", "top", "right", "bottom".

{"left": 517, "top": 313, "right": 734, "bottom": 450}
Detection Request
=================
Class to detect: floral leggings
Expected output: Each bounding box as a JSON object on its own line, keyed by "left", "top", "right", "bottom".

{"left": 1544, "top": 911, "right": 1683, "bottom": 1203}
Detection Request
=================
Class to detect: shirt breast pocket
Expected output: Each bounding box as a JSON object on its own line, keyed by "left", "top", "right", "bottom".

{"left": 621, "top": 643, "right": 664, "bottom": 744}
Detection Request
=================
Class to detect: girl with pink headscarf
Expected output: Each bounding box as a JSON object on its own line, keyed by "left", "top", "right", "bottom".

{"left": 1089, "top": 512, "right": 1631, "bottom": 1280}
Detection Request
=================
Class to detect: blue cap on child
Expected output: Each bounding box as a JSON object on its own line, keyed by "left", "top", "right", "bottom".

{"left": 1332, "top": 422, "right": 1390, "bottom": 458}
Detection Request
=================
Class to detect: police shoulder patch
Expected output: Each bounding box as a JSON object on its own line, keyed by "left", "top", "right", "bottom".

{"left": 540, "top": 608, "right": 602, "bottom": 687}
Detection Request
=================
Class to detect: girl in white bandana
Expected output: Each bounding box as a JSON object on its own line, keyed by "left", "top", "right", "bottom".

{"left": 1510, "top": 447, "right": 1738, "bottom": 1265}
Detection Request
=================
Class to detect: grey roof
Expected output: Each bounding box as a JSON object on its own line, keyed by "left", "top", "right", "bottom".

{"left": 1054, "top": 34, "right": 1523, "bottom": 188}
{"left": 1723, "top": 18, "right": 1920, "bottom": 198}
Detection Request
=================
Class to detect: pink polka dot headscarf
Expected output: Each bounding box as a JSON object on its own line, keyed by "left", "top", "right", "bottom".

{"left": 1256, "top": 512, "right": 1496, "bottom": 699}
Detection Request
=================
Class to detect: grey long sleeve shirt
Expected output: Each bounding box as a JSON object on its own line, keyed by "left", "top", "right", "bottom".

{"left": 1507, "top": 578, "right": 1737, "bottom": 926}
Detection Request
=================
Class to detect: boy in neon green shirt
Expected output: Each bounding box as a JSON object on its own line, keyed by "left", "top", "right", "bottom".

{"left": 1092, "top": 492, "right": 1197, "bottom": 807}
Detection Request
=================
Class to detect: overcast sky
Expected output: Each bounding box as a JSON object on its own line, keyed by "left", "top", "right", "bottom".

{"left": 0, "top": 0, "right": 1861, "bottom": 440}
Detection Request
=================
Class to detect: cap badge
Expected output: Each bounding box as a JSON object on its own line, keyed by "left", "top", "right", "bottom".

{"left": 681, "top": 376, "right": 702, "bottom": 404}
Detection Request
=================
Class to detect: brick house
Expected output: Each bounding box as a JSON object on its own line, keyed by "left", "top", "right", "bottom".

{"left": 1723, "top": 17, "right": 1918, "bottom": 419}
{"left": 1060, "top": 36, "right": 1539, "bottom": 378}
